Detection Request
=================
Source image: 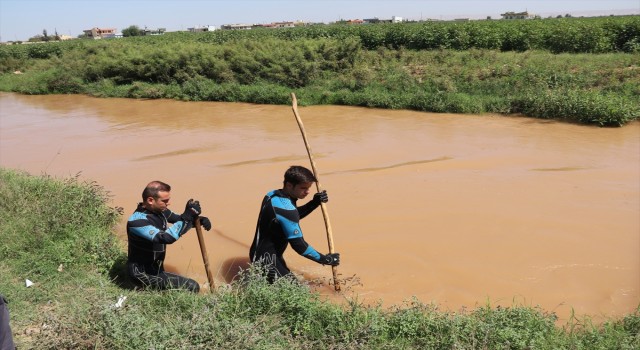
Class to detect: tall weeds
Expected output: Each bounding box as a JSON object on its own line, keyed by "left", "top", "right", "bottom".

{"left": 0, "top": 17, "right": 638, "bottom": 125}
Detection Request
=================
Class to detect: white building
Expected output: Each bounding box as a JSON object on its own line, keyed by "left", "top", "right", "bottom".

{"left": 188, "top": 25, "right": 217, "bottom": 32}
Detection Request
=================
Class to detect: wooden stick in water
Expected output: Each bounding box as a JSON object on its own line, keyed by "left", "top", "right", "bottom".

{"left": 195, "top": 218, "right": 215, "bottom": 291}
{"left": 290, "top": 92, "right": 340, "bottom": 292}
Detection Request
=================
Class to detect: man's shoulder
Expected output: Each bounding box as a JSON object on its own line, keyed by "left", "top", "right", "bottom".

{"left": 269, "top": 193, "right": 295, "bottom": 210}
{"left": 128, "top": 210, "right": 148, "bottom": 221}
{"left": 128, "top": 204, "right": 151, "bottom": 222}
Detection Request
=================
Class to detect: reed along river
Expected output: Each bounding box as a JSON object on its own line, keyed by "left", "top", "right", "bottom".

{"left": 1, "top": 92, "right": 638, "bottom": 322}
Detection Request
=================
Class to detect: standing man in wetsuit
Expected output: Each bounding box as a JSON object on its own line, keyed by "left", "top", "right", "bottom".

{"left": 250, "top": 166, "right": 340, "bottom": 283}
{"left": 127, "top": 180, "right": 212, "bottom": 293}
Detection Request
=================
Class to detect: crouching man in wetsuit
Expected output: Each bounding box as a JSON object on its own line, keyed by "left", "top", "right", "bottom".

{"left": 127, "top": 180, "right": 212, "bottom": 293}
{"left": 250, "top": 166, "right": 340, "bottom": 283}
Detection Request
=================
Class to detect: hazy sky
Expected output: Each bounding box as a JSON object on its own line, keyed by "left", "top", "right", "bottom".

{"left": 1, "top": 0, "right": 638, "bottom": 41}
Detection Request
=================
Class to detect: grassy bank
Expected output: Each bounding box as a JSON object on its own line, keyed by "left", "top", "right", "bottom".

{"left": 1, "top": 17, "right": 639, "bottom": 126}
{"left": 0, "top": 168, "right": 638, "bottom": 349}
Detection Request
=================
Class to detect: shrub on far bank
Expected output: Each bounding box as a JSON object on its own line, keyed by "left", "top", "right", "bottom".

{"left": 1, "top": 26, "right": 639, "bottom": 126}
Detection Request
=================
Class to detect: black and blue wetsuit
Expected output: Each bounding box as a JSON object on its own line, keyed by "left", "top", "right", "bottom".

{"left": 127, "top": 203, "right": 199, "bottom": 293}
{"left": 249, "top": 189, "right": 325, "bottom": 282}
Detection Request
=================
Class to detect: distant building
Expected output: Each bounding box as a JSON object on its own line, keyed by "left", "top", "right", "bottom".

{"left": 500, "top": 11, "right": 535, "bottom": 19}
{"left": 220, "top": 23, "right": 253, "bottom": 30}
{"left": 83, "top": 27, "right": 117, "bottom": 39}
{"left": 255, "top": 21, "right": 296, "bottom": 29}
{"left": 363, "top": 17, "right": 385, "bottom": 24}
{"left": 188, "top": 25, "right": 217, "bottom": 32}
{"left": 142, "top": 28, "right": 166, "bottom": 35}
{"left": 363, "top": 16, "right": 405, "bottom": 24}
{"left": 271, "top": 21, "right": 295, "bottom": 28}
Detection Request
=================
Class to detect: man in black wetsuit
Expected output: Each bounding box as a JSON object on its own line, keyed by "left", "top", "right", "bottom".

{"left": 127, "top": 180, "right": 212, "bottom": 293}
{"left": 250, "top": 166, "right": 340, "bottom": 283}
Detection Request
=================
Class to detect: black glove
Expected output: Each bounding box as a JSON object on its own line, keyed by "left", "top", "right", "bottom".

{"left": 181, "top": 199, "right": 201, "bottom": 223}
{"left": 313, "top": 190, "right": 329, "bottom": 204}
{"left": 319, "top": 253, "right": 340, "bottom": 266}
{"left": 199, "top": 216, "right": 212, "bottom": 231}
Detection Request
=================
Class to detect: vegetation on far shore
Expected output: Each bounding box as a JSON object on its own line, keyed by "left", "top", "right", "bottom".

{"left": 1, "top": 16, "right": 639, "bottom": 126}
{"left": 1, "top": 168, "right": 639, "bottom": 349}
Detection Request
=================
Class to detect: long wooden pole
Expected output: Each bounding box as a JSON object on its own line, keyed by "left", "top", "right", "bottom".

{"left": 290, "top": 92, "right": 340, "bottom": 291}
{"left": 194, "top": 218, "right": 215, "bottom": 291}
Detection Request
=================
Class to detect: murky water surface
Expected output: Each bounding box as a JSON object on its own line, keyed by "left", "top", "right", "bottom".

{"left": 1, "top": 92, "right": 638, "bottom": 322}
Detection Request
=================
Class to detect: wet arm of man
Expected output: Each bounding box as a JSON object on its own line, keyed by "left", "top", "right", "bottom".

{"left": 128, "top": 212, "right": 191, "bottom": 243}
{"left": 297, "top": 200, "right": 320, "bottom": 219}
{"left": 273, "top": 205, "right": 323, "bottom": 262}
{"left": 165, "top": 209, "right": 183, "bottom": 224}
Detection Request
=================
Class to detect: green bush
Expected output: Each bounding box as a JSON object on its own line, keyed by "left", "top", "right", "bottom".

{"left": 0, "top": 169, "right": 122, "bottom": 276}
{"left": 0, "top": 17, "right": 638, "bottom": 125}
{"left": 513, "top": 90, "right": 639, "bottom": 126}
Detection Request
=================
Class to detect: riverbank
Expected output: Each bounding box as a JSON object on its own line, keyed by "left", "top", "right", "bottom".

{"left": 1, "top": 17, "right": 639, "bottom": 126}
{"left": 0, "top": 168, "right": 638, "bottom": 349}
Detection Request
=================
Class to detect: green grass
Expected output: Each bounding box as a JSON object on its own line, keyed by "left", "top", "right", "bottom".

{"left": 0, "top": 168, "right": 638, "bottom": 349}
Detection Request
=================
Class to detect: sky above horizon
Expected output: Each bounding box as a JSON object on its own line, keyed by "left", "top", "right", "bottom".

{"left": 1, "top": 0, "right": 638, "bottom": 42}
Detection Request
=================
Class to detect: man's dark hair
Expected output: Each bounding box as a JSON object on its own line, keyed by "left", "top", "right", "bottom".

{"left": 142, "top": 180, "right": 171, "bottom": 201}
{"left": 284, "top": 166, "right": 317, "bottom": 186}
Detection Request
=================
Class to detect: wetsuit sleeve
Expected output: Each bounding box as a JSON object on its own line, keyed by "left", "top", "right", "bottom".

{"left": 297, "top": 198, "right": 321, "bottom": 219}
{"left": 128, "top": 211, "right": 191, "bottom": 244}
{"left": 165, "top": 210, "right": 182, "bottom": 224}
{"left": 272, "top": 197, "right": 323, "bottom": 263}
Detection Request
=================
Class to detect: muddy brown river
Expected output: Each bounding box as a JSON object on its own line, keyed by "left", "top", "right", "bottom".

{"left": 1, "top": 92, "right": 638, "bottom": 322}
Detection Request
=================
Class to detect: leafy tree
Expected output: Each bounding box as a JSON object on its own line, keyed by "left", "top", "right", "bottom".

{"left": 122, "top": 25, "right": 142, "bottom": 37}
{"left": 42, "top": 29, "right": 50, "bottom": 42}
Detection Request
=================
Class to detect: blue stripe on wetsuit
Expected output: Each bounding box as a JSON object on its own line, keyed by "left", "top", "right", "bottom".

{"left": 128, "top": 211, "right": 186, "bottom": 242}
{"left": 271, "top": 195, "right": 322, "bottom": 262}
